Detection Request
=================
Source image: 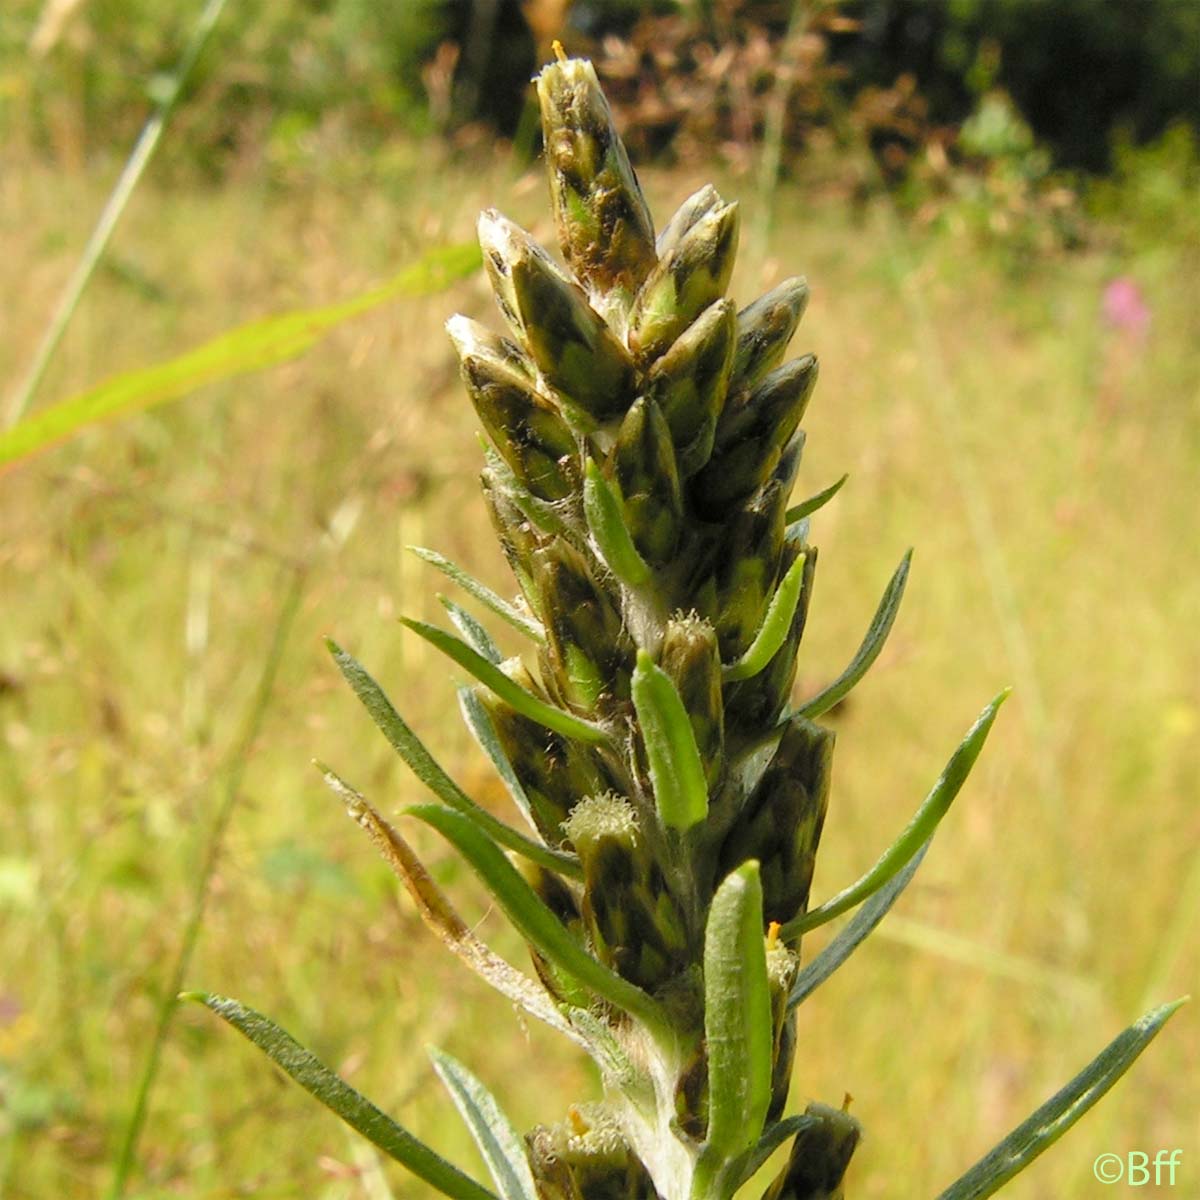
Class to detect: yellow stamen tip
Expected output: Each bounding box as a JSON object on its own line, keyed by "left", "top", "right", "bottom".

{"left": 843, "top": 1091, "right": 854, "bottom": 1112}
{"left": 552, "top": 39, "right": 567, "bottom": 63}
{"left": 766, "top": 920, "right": 781, "bottom": 948}
{"left": 567, "top": 1105, "right": 589, "bottom": 1135}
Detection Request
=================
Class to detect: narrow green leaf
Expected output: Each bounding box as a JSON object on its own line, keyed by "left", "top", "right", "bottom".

{"left": 1, "top": 242, "right": 482, "bottom": 470}
{"left": 728, "top": 1114, "right": 817, "bottom": 1192}
{"left": 410, "top": 547, "right": 545, "bottom": 643}
{"left": 409, "top": 805, "right": 669, "bottom": 1035}
{"left": 695, "top": 862, "right": 773, "bottom": 1195}
{"left": 456, "top": 686, "right": 535, "bottom": 831}
{"left": 781, "top": 691, "right": 1008, "bottom": 940}
{"left": 784, "top": 473, "right": 848, "bottom": 524}
{"left": 428, "top": 1048, "right": 538, "bottom": 1200}
{"left": 723, "top": 552, "right": 807, "bottom": 682}
{"left": 399, "top": 619, "right": 608, "bottom": 745}
{"left": 441, "top": 595, "right": 503, "bottom": 664}
{"left": 184, "top": 992, "right": 498, "bottom": 1200}
{"left": 792, "top": 549, "right": 912, "bottom": 720}
{"left": 787, "top": 841, "right": 930, "bottom": 1011}
{"left": 327, "top": 640, "right": 581, "bottom": 879}
{"left": 935, "top": 999, "right": 1187, "bottom": 1200}
{"left": 632, "top": 649, "right": 709, "bottom": 832}
{"left": 583, "top": 460, "right": 651, "bottom": 587}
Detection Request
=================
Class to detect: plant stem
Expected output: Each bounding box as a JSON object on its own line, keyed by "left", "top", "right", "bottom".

{"left": 104, "top": 567, "right": 304, "bottom": 1198}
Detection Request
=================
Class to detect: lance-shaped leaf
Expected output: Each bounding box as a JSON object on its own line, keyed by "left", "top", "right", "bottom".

{"left": 723, "top": 552, "right": 808, "bottom": 683}
{"left": 694, "top": 862, "right": 774, "bottom": 1197}
{"left": 632, "top": 649, "right": 709, "bottom": 832}
{"left": 583, "top": 459, "right": 651, "bottom": 587}
{"left": 410, "top": 546, "right": 545, "bottom": 643}
{"left": 397, "top": 620, "right": 609, "bottom": 745}
{"left": 441, "top": 595, "right": 503, "bottom": 664}
{"left": 788, "top": 840, "right": 930, "bottom": 1011}
{"left": 317, "top": 764, "right": 582, "bottom": 1044}
{"left": 780, "top": 691, "right": 1009, "bottom": 941}
{"left": 328, "top": 639, "right": 583, "bottom": 878}
{"left": 935, "top": 999, "right": 1186, "bottom": 1200}
{"left": 784, "top": 474, "right": 848, "bottom": 525}
{"left": 428, "top": 1048, "right": 539, "bottom": 1200}
{"left": 791, "top": 549, "right": 912, "bottom": 721}
{"left": 409, "top": 805, "right": 670, "bottom": 1036}
{"left": 185, "top": 993, "right": 499, "bottom": 1200}
{"left": 457, "top": 686, "right": 535, "bottom": 831}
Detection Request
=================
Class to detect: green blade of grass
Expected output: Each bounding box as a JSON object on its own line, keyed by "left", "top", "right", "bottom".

{"left": 327, "top": 640, "right": 581, "bottom": 879}
{"left": 781, "top": 690, "right": 1008, "bottom": 940}
{"left": 186, "top": 993, "right": 498, "bottom": 1200}
{"left": 409, "top": 805, "right": 669, "bottom": 1035}
{"left": 399, "top": 619, "right": 609, "bottom": 745}
{"left": 0, "top": 242, "right": 480, "bottom": 469}
{"left": 428, "top": 1048, "right": 538, "bottom": 1200}
{"left": 935, "top": 999, "right": 1187, "bottom": 1200}
{"left": 791, "top": 549, "right": 912, "bottom": 720}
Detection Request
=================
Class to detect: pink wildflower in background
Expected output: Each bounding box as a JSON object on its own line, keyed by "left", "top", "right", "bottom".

{"left": 1102, "top": 276, "right": 1151, "bottom": 342}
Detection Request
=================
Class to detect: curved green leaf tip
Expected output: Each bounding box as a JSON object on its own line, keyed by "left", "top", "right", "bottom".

{"left": 782, "top": 687, "right": 1009, "bottom": 940}
{"left": 184, "top": 991, "right": 499, "bottom": 1200}
{"left": 935, "top": 997, "right": 1187, "bottom": 1200}
{"left": 793, "top": 547, "right": 913, "bottom": 720}
{"left": 399, "top": 618, "right": 609, "bottom": 745}
{"left": 784, "top": 472, "right": 849, "bottom": 525}
{"left": 723, "top": 551, "right": 808, "bottom": 682}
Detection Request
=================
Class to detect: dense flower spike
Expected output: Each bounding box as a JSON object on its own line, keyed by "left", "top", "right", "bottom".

{"left": 437, "top": 52, "right": 856, "bottom": 1197}
{"left": 221, "top": 47, "right": 1173, "bottom": 1200}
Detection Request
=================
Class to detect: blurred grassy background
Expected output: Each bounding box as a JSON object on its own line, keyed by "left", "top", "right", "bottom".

{"left": 2, "top": 2, "right": 1198, "bottom": 1198}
